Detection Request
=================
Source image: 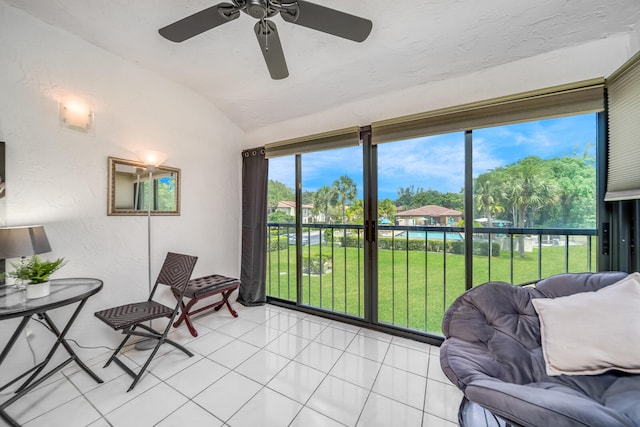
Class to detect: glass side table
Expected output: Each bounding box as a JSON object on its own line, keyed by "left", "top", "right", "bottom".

{"left": 0, "top": 278, "right": 104, "bottom": 427}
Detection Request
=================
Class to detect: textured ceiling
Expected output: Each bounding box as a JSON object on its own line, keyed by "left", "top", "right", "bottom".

{"left": 4, "top": 0, "right": 640, "bottom": 132}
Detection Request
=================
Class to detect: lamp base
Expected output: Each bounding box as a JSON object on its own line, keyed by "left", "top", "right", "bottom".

{"left": 134, "top": 338, "right": 157, "bottom": 351}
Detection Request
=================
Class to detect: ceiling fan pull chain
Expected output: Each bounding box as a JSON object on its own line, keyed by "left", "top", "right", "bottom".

{"left": 264, "top": 0, "right": 270, "bottom": 51}
{"left": 262, "top": 19, "right": 269, "bottom": 51}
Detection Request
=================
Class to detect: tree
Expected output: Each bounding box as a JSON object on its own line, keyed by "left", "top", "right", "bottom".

{"left": 331, "top": 176, "right": 357, "bottom": 224}
{"left": 301, "top": 190, "right": 315, "bottom": 205}
{"left": 378, "top": 199, "right": 397, "bottom": 222}
{"left": 395, "top": 185, "right": 419, "bottom": 208}
{"left": 396, "top": 186, "right": 463, "bottom": 211}
{"left": 313, "top": 185, "right": 333, "bottom": 223}
{"left": 473, "top": 173, "right": 504, "bottom": 228}
{"left": 496, "top": 157, "right": 560, "bottom": 258}
{"left": 267, "top": 180, "right": 294, "bottom": 210}
{"left": 542, "top": 153, "right": 595, "bottom": 228}
{"left": 157, "top": 177, "right": 177, "bottom": 211}
{"left": 268, "top": 210, "right": 294, "bottom": 224}
{"left": 346, "top": 200, "right": 364, "bottom": 223}
{"left": 438, "top": 190, "right": 465, "bottom": 211}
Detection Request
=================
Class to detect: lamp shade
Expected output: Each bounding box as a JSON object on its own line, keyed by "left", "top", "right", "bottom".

{"left": 136, "top": 150, "right": 167, "bottom": 168}
{"left": 0, "top": 226, "right": 52, "bottom": 259}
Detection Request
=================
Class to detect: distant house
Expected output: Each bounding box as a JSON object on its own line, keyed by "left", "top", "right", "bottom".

{"left": 395, "top": 205, "right": 463, "bottom": 226}
{"left": 274, "top": 201, "right": 322, "bottom": 223}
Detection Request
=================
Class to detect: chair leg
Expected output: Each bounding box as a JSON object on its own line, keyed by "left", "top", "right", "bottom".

{"left": 163, "top": 337, "right": 194, "bottom": 356}
{"left": 126, "top": 323, "right": 192, "bottom": 391}
{"left": 213, "top": 290, "right": 238, "bottom": 317}
{"left": 112, "top": 355, "right": 137, "bottom": 379}
{"left": 104, "top": 331, "right": 134, "bottom": 368}
{"left": 127, "top": 338, "right": 164, "bottom": 392}
{"left": 173, "top": 297, "right": 199, "bottom": 337}
{"left": 224, "top": 292, "right": 238, "bottom": 317}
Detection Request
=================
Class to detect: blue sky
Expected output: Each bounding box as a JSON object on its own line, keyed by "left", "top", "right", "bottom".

{"left": 269, "top": 113, "right": 597, "bottom": 201}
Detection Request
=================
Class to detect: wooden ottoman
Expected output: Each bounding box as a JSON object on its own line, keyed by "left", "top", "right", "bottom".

{"left": 172, "top": 274, "right": 239, "bottom": 337}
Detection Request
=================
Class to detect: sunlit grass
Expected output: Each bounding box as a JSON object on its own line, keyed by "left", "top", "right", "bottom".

{"left": 266, "top": 240, "right": 597, "bottom": 335}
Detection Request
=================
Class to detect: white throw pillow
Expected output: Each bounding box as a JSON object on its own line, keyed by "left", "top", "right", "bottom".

{"left": 532, "top": 272, "right": 640, "bottom": 376}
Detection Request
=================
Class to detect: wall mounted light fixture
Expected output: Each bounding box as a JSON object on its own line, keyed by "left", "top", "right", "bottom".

{"left": 59, "top": 100, "right": 93, "bottom": 132}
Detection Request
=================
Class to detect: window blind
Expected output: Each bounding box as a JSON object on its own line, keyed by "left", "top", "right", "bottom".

{"left": 264, "top": 126, "right": 360, "bottom": 158}
{"left": 605, "top": 52, "right": 640, "bottom": 201}
{"left": 371, "top": 79, "right": 604, "bottom": 144}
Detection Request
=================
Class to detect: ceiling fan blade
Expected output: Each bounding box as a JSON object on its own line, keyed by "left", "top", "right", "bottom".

{"left": 159, "top": 3, "right": 240, "bottom": 42}
{"left": 254, "top": 20, "right": 289, "bottom": 80}
{"left": 280, "top": 0, "right": 372, "bottom": 42}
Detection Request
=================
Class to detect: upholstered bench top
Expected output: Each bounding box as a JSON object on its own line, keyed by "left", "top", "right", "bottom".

{"left": 183, "top": 274, "right": 239, "bottom": 299}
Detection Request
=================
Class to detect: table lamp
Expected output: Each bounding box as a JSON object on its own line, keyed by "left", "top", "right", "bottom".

{"left": 0, "top": 226, "right": 52, "bottom": 285}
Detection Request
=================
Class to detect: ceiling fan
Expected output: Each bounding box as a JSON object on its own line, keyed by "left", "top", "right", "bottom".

{"left": 158, "top": 0, "right": 373, "bottom": 80}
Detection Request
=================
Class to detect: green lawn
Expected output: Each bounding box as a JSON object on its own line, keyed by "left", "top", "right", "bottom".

{"left": 266, "top": 241, "right": 596, "bottom": 335}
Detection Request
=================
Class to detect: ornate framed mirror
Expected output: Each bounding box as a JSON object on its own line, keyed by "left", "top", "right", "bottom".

{"left": 107, "top": 157, "right": 180, "bottom": 216}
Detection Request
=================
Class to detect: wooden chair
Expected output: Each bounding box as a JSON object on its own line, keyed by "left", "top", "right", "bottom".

{"left": 94, "top": 252, "right": 198, "bottom": 391}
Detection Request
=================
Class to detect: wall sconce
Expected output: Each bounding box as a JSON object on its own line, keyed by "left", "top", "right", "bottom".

{"left": 59, "top": 100, "right": 93, "bottom": 132}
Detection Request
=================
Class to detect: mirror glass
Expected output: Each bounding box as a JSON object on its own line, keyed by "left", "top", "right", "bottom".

{"left": 108, "top": 156, "right": 180, "bottom": 216}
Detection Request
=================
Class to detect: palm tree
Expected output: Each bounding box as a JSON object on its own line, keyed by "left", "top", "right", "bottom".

{"left": 474, "top": 173, "right": 504, "bottom": 228}
{"left": 474, "top": 173, "right": 505, "bottom": 257}
{"left": 313, "top": 185, "right": 332, "bottom": 223}
{"left": 346, "top": 199, "right": 364, "bottom": 223}
{"left": 331, "top": 175, "right": 357, "bottom": 224}
{"left": 498, "top": 157, "right": 560, "bottom": 258}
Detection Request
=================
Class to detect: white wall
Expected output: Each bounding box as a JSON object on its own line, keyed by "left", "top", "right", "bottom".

{"left": 246, "top": 33, "right": 638, "bottom": 145}
{"left": 631, "top": 18, "right": 640, "bottom": 55}
{"left": 0, "top": 3, "right": 244, "bottom": 379}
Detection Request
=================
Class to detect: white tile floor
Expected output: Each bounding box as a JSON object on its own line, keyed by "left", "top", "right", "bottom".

{"left": 3, "top": 302, "right": 462, "bottom": 427}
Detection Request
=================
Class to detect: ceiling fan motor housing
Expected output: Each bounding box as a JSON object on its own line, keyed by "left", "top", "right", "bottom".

{"left": 246, "top": 0, "right": 271, "bottom": 19}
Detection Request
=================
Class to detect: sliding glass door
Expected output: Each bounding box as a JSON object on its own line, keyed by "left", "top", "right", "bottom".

{"left": 266, "top": 145, "right": 366, "bottom": 320}
{"left": 299, "top": 146, "right": 365, "bottom": 318}
{"left": 375, "top": 132, "right": 465, "bottom": 334}
{"left": 265, "top": 94, "right": 601, "bottom": 339}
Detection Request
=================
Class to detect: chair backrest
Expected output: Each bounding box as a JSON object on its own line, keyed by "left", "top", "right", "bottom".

{"left": 154, "top": 252, "right": 198, "bottom": 297}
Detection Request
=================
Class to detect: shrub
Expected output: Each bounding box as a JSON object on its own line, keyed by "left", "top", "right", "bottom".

{"left": 302, "top": 254, "right": 332, "bottom": 275}
{"left": 268, "top": 236, "right": 289, "bottom": 252}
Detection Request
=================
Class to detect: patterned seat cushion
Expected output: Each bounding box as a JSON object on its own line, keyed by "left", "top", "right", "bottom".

{"left": 95, "top": 301, "right": 174, "bottom": 330}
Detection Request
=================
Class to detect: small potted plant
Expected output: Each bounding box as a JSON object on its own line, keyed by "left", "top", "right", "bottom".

{"left": 8, "top": 256, "right": 66, "bottom": 299}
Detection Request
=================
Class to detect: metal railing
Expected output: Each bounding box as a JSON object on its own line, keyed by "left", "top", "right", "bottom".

{"left": 267, "top": 223, "right": 365, "bottom": 318}
{"left": 266, "top": 223, "right": 597, "bottom": 336}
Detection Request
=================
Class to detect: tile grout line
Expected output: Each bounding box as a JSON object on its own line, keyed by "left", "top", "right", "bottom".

{"left": 61, "top": 304, "right": 450, "bottom": 426}
{"left": 352, "top": 334, "right": 393, "bottom": 427}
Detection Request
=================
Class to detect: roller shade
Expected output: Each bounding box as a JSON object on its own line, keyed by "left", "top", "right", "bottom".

{"left": 372, "top": 79, "right": 605, "bottom": 144}
{"left": 264, "top": 126, "right": 360, "bottom": 158}
{"left": 605, "top": 52, "right": 640, "bottom": 201}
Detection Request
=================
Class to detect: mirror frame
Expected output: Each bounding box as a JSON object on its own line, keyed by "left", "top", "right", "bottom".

{"left": 107, "top": 156, "right": 181, "bottom": 216}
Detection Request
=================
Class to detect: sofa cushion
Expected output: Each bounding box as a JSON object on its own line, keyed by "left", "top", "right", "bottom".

{"left": 532, "top": 272, "right": 640, "bottom": 376}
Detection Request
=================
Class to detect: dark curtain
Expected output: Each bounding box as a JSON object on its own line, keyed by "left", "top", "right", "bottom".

{"left": 238, "top": 148, "right": 268, "bottom": 306}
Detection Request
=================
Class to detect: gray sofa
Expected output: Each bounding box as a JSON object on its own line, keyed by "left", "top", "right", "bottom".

{"left": 440, "top": 272, "right": 640, "bottom": 427}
